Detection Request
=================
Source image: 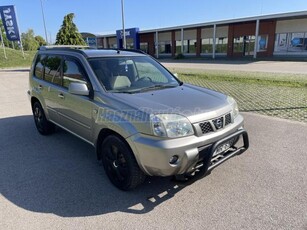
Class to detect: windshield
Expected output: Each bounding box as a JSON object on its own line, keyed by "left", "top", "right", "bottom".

{"left": 88, "top": 56, "right": 180, "bottom": 93}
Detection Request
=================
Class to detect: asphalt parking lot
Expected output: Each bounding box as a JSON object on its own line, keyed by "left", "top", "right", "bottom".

{"left": 1, "top": 70, "right": 307, "bottom": 230}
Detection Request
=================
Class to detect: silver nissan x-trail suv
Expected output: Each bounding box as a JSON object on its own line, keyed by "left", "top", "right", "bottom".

{"left": 28, "top": 46, "right": 249, "bottom": 190}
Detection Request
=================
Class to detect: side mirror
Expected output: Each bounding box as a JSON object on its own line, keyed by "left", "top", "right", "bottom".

{"left": 68, "top": 82, "right": 89, "bottom": 96}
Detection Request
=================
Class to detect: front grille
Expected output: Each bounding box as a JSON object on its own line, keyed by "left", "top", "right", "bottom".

{"left": 225, "top": 113, "right": 231, "bottom": 126}
{"left": 199, "top": 122, "right": 214, "bottom": 134}
{"left": 198, "top": 113, "right": 232, "bottom": 135}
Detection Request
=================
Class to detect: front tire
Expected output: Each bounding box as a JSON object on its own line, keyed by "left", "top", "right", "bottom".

{"left": 101, "top": 135, "right": 146, "bottom": 190}
{"left": 32, "top": 101, "right": 55, "bottom": 135}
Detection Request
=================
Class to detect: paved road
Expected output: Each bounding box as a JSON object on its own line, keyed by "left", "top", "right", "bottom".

{"left": 161, "top": 60, "right": 307, "bottom": 74}
{"left": 1, "top": 71, "right": 307, "bottom": 230}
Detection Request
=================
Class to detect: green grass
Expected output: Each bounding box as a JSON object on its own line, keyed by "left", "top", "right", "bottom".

{"left": 0, "top": 47, "right": 36, "bottom": 68}
{"left": 169, "top": 68, "right": 307, "bottom": 88}
{"left": 171, "top": 69, "right": 307, "bottom": 123}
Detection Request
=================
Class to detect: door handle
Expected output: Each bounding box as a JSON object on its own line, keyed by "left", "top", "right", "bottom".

{"left": 58, "top": 93, "right": 64, "bottom": 99}
{"left": 38, "top": 84, "right": 43, "bottom": 90}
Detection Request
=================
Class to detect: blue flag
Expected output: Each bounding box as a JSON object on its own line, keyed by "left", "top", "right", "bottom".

{"left": 0, "top": 5, "right": 20, "bottom": 41}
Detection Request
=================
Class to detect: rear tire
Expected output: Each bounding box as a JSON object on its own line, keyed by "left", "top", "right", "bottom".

{"left": 101, "top": 135, "right": 146, "bottom": 190}
{"left": 32, "top": 101, "right": 55, "bottom": 135}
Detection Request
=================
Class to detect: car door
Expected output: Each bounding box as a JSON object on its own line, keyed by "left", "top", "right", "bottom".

{"left": 55, "top": 56, "right": 93, "bottom": 142}
{"left": 40, "top": 54, "right": 63, "bottom": 124}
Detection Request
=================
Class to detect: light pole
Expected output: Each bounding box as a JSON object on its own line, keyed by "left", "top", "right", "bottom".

{"left": 0, "top": 29, "right": 7, "bottom": 59}
{"left": 121, "top": 0, "right": 126, "bottom": 49}
{"left": 40, "top": 0, "right": 48, "bottom": 44}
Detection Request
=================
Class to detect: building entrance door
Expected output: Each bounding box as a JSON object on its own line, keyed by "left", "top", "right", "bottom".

{"left": 243, "top": 35, "right": 255, "bottom": 56}
{"left": 233, "top": 35, "right": 255, "bottom": 57}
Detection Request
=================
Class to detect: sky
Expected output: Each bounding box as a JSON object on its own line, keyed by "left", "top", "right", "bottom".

{"left": 1, "top": 0, "right": 307, "bottom": 43}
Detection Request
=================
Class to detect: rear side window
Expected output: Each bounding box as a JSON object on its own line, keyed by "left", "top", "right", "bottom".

{"left": 33, "top": 54, "right": 91, "bottom": 90}
{"left": 44, "top": 56, "right": 62, "bottom": 86}
{"left": 34, "top": 55, "right": 45, "bottom": 79}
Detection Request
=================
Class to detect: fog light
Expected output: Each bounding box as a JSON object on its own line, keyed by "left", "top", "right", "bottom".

{"left": 169, "top": 155, "right": 179, "bottom": 164}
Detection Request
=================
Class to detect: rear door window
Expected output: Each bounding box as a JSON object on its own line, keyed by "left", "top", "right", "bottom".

{"left": 34, "top": 55, "right": 45, "bottom": 79}
{"left": 43, "top": 55, "right": 62, "bottom": 86}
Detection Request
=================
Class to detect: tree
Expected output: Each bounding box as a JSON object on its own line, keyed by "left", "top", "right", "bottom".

{"left": 55, "top": 13, "right": 86, "bottom": 45}
{"left": 21, "top": 29, "right": 39, "bottom": 51}
{"left": 35, "top": 35, "right": 47, "bottom": 46}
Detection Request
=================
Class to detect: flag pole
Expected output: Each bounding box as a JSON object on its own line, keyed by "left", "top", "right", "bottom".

{"left": 121, "top": 0, "right": 126, "bottom": 49}
{"left": 0, "top": 28, "right": 7, "bottom": 59}
{"left": 40, "top": 0, "right": 48, "bottom": 44}
{"left": 19, "top": 38, "right": 25, "bottom": 59}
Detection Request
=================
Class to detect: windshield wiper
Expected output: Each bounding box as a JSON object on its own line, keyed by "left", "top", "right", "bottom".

{"left": 110, "top": 84, "right": 178, "bottom": 94}
{"left": 109, "top": 89, "right": 135, "bottom": 94}
{"left": 117, "top": 91, "right": 135, "bottom": 94}
{"left": 139, "top": 84, "right": 178, "bottom": 92}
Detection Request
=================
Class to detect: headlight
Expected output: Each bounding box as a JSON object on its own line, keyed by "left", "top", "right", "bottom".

{"left": 150, "top": 114, "right": 194, "bottom": 138}
{"left": 227, "top": 96, "right": 239, "bottom": 118}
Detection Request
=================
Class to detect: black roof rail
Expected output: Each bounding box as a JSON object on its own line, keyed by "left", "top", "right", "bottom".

{"left": 116, "top": 48, "right": 147, "bottom": 54}
{"left": 96, "top": 48, "right": 147, "bottom": 54}
{"left": 39, "top": 45, "right": 90, "bottom": 51}
{"left": 37, "top": 46, "right": 148, "bottom": 58}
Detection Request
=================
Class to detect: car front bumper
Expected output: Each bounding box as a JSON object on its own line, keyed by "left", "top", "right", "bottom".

{"left": 127, "top": 116, "right": 249, "bottom": 177}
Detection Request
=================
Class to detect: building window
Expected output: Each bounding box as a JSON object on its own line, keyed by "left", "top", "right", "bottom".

{"left": 140, "top": 42, "right": 148, "bottom": 53}
{"left": 233, "top": 37, "right": 244, "bottom": 53}
{"left": 159, "top": 41, "right": 172, "bottom": 54}
{"left": 96, "top": 38, "right": 104, "bottom": 49}
{"left": 275, "top": 32, "right": 307, "bottom": 53}
{"left": 216, "top": 37, "right": 228, "bottom": 53}
{"left": 176, "top": 40, "right": 182, "bottom": 54}
{"left": 257, "top": 35, "right": 268, "bottom": 52}
{"left": 201, "top": 38, "right": 213, "bottom": 53}
{"left": 183, "top": 39, "right": 196, "bottom": 54}
{"left": 233, "top": 36, "right": 255, "bottom": 56}
{"left": 176, "top": 39, "right": 197, "bottom": 54}
{"left": 275, "top": 33, "right": 288, "bottom": 52}
{"left": 290, "top": 32, "right": 306, "bottom": 49}
{"left": 109, "top": 43, "right": 117, "bottom": 49}
{"left": 183, "top": 40, "right": 188, "bottom": 53}
{"left": 107, "top": 38, "right": 117, "bottom": 49}
{"left": 126, "top": 38, "right": 134, "bottom": 49}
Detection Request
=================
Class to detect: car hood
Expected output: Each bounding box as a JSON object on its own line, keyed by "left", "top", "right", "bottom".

{"left": 111, "top": 84, "right": 231, "bottom": 123}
